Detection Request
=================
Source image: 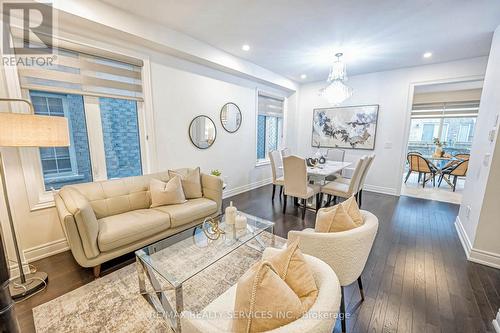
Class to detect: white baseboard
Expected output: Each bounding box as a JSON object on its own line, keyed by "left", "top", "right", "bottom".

{"left": 455, "top": 216, "right": 500, "bottom": 269}
{"left": 455, "top": 216, "right": 473, "bottom": 256}
{"left": 23, "top": 238, "right": 69, "bottom": 262}
{"left": 363, "top": 184, "right": 398, "bottom": 196}
{"left": 493, "top": 309, "right": 500, "bottom": 333}
{"left": 223, "top": 178, "right": 272, "bottom": 199}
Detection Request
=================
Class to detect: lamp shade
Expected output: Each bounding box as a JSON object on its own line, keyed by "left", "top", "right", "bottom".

{"left": 0, "top": 113, "right": 70, "bottom": 147}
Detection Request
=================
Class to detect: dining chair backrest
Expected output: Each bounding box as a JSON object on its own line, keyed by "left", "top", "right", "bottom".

{"left": 283, "top": 155, "right": 308, "bottom": 198}
{"left": 269, "top": 150, "right": 283, "bottom": 181}
{"left": 454, "top": 153, "right": 470, "bottom": 161}
{"left": 407, "top": 153, "right": 433, "bottom": 173}
{"left": 281, "top": 148, "right": 291, "bottom": 158}
{"left": 407, "top": 151, "right": 422, "bottom": 155}
{"left": 348, "top": 156, "right": 368, "bottom": 194}
{"left": 450, "top": 159, "right": 469, "bottom": 176}
{"left": 358, "top": 154, "right": 375, "bottom": 191}
{"left": 326, "top": 148, "right": 345, "bottom": 162}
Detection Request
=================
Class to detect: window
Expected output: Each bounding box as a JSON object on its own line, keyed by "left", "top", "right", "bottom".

{"left": 14, "top": 37, "right": 145, "bottom": 194}
{"left": 31, "top": 91, "right": 93, "bottom": 190}
{"left": 99, "top": 97, "right": 142, "bottom": 179}
{"left": 408, "top": 101, "right": 478, "bottom": 156}
{"left": 256, "top": 93, "right": 284, "bottom": 162}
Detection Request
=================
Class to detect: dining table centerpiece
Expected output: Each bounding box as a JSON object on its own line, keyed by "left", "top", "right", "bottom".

{"left": 432, "top": 138, "right": 446, "bottom": 158}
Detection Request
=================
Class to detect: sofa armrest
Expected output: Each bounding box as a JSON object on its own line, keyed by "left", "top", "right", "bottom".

{"left": 57, "top": 187, "right": 100, "bottom": 259}
{"left": 201, "top": 173, "right": 223, "bottom": 214}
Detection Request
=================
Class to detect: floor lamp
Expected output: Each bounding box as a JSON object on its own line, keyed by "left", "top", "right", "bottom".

{"left": 0, "top": 98, "right": 69, "bottom": 304}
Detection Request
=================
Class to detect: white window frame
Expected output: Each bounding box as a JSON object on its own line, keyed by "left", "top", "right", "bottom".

{"left": 4, "top": 38, "right": 156, "bottom": 211}
{"left": 255, "top": 90, "right": 287, "bottom": 167}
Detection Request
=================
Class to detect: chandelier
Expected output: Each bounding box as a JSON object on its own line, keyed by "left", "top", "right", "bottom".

{"left": 319, "top": 53, "right": 353, "bottom": 105}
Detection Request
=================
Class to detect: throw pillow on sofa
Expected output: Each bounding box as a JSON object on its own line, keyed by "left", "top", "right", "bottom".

{"left": 168, "top": 167, "right": 203, "bottom": 199}
{"left": 233, "top": 261, "right": 304, "bottom": 333}
{"left": 315, "top": 202, "right": 358, "bottom": 232}
{"left": 150, "top": 176, "right": 187, "bottom": 208}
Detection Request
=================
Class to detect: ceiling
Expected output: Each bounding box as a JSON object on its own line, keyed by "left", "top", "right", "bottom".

{"left": 415, "top": 80, "right": 484, "bottom": 94}
{"left": 100, "top": 0, "right": 500, "bottom": 83}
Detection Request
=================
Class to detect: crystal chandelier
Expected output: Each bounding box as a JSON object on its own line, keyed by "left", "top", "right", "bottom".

{"left": 320, "top": 53, "right": 353, "bottom": 105}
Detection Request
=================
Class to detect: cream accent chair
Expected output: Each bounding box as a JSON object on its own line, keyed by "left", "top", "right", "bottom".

{"left": 282, "top": 155, "right": 322, "bottom": 219}
{"left": 54, "top": 170, "right": 223, "bottom": 277}
{"left": 321, "top": 156, "right": 367, "bottom": 207}
{"left": 181, "top": 247, "right": 341, "bottom": 333}
{"left": 288, "top": 210, "right": 379, "bottom": 333}
{"left": 269, "top": 150, "right": 284, "bottom": 200}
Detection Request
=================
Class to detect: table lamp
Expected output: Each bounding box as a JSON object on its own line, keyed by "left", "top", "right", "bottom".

{"left": 0, "top": 98, "right": 69, "bottom": 303}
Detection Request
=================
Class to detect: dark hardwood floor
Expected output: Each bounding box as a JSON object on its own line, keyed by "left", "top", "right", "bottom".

{"left": 13, "top": 185, "right": 500, "bottom": 332}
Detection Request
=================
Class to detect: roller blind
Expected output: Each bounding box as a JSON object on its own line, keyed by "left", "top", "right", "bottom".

{"left": 411, "top": 101, "right": 479, "bottom": 118}
{"left": 258, "top": 93, "right": 284, "bottom": 117}
{"left": 12, "top": 34, "right": 143, "bottom": 101}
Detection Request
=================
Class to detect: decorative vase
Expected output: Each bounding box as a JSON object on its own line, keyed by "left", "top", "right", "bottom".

{"left": 434, "top": 145, "right": 443, "bottom": 158}
{"left": 235, "top": 213, "right": 247, "bottom": 229}
{"left": 225, "top": 201, "right": 237, "bottom": 225}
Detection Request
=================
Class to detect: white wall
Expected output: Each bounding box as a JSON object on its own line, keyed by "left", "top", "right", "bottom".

{"left": 0, "top": 17, "right": 295, "bottom": 274}
{"left": 456, "top": 26, "right": 500, "bottom": 269}
{"left": 149, "top": 52, "right": 294, "bottom": 196}
{"left": 296, "top": 57, "right": 488, "bottom": 195}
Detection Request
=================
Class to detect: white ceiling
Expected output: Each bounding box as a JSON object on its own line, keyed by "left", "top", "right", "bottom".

{"left": 415, "top": 80, "right": 484, "bottom": 94}
{"left": 101, "top": 0, "right": 500, "bottom": 83}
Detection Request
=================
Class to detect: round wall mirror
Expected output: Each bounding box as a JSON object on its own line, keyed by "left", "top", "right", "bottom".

{"left": 220, "top": 102, "right": 242, "bottom": 133}
{"left": 189, "top": 115, "right": 217, "bottom": 149}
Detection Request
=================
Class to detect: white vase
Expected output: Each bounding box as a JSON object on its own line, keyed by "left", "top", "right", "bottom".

{"left": 225, "top": 201, "right": 237, "bottom": 225}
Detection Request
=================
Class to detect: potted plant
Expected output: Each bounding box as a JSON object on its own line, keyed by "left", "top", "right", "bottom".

{"left": 433, "top": 138, "right": 446, "bottom": 157}
{"left": 210, "top": 169, "right": 221, "bottom": 177}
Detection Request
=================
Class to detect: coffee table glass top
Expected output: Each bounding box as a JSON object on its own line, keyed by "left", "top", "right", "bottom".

{"left": 135, "top": 212, "right": 274, "bottom": 287}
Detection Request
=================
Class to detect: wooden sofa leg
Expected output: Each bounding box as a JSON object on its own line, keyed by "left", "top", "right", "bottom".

{"left": 93, "top": 265, "right": 101, "bottom": 278}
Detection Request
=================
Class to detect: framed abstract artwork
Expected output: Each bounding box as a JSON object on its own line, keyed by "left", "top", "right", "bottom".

{"left": 311, "top": 104, "right": 379, "bottom": 150}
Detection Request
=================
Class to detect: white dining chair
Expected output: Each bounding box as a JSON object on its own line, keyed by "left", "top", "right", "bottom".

{"left": 268, "top": 150, "right": 284, "bottom": 200}
{"left": 321, "top": 156, "right": 368, "bottom": 207}
{"left": 325, "top": 148, "right": 346, "bottom": 181}
{"left": 283, "top": 155, "right": 322, "bottom": 219}
{"left": 356, "top": 154, "right": 375, "bottom": 206}
{"left": 288, "top": 210, "right": 379, "bottom": 333}
{"left": 326, "top": 148, "right": 345, "bottom": 162}
{"left": 281, "top": 147, "right": 291, "bottom": 158}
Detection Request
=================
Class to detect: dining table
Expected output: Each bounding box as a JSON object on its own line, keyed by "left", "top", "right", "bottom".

{"left": 422, "top": 155, "right": 464, "bottom": 187}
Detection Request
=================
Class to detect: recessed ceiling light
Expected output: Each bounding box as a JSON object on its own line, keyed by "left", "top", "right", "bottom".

{"left": 300, "top": 74, "right": 307, "bottom": 79}
{"left": 242, "top": 44, "right": 250, "bottom": 51}
{"left": 423, "top": 52, "right": 432, "bottom": 58}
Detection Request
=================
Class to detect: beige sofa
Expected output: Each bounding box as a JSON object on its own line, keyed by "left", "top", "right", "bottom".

{"left": 54, "top": 170, "right": 223, "bottom": 276}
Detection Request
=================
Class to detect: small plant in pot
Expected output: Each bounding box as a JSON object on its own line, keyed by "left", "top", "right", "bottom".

{"left": 210, "top": 169, "right": 222, "bottom": 177}
{"left": 433, "top": 138, "right": 446, "bottom": 157}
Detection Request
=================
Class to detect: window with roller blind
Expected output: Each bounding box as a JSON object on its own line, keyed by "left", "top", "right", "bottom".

{"left": 408, "top": 101, "right": 478, "bottom": 156}
{"left": 14, "top": 37, "right": 145, "bottom": 190}
{"left": 256, "top": 93, "right": 284, "bottom": 163}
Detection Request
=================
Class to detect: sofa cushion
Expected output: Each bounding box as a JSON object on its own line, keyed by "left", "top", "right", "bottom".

{"left": 150, "top": 177, "right": 187, "bottom": 207}
{"left": 169, "top": 167, "right": 203, "bottom": 199}
{"left": 97, "top": 209, "right": 171, "bottom": 252}
{"left": 153, "top": 198, "right": 217, "bottom": 228}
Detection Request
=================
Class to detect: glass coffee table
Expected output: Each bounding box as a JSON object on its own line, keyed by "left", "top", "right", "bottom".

{"left": 135, "top": 212, "right": 275, "bottom": 332}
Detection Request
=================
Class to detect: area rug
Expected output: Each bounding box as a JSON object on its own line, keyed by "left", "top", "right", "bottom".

{"left": 33, "top": 234, "right": 286, "bottom": 333}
